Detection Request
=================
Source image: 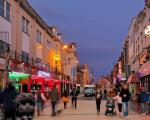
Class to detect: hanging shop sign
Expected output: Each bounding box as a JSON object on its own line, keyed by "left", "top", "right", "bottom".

{"left": 145, "top": 25, "right": 150, "bottom": 37}
{"left": 0, "top": 58, "right": 6, "bottom": 69}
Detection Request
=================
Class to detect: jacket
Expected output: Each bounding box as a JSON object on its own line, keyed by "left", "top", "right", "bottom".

{"left": 139, "top": 91, "right": 148, "bottom": 103}
{"left": 50, "top": 88, "right": 59, "bottom": 102}
{"left": 119, "top": 88, "right": 131, "bottom": 102}
{"left": 95, "top": 91, "right": 102, "bottom": 101}
{"left": 2, "top": 87, "right": 17, "bottom": 111}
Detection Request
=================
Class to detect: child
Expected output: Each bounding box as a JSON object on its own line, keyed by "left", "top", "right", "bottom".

{"left": 114, "top": 92, "right": 122, "bottom": 115}
{"left": 63, "top": 91, "right": 69, "bottom": 109}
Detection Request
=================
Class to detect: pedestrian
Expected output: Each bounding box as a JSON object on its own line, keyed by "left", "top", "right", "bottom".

{"left": 62, "top": 91, "right": 69, "bottom": 109}
{"left": 70, "top": 86, "right": 78, "bottom": 109}
{"left": 2, "top": 81, "right": 18, "bottom": 120}
{"left": 107, "top": 87, "right": 116, "bottom": 99}
{"left": 103, "top": 88, "right": 107, "bottom": 100}
{"left": 49, "top": 85, "right": 59, "bottom": 116}
{"left": 35, "top": 89, "right": 46, "bottom": 116}
{"left": 135, "top": 91, "right": 140, "bottom": 112}
{"left": 95, "top": 87, "right": 102, "bottom": 114}
{"left": 139, "top": 87, "right": 148, "bottom": 115}
{"left": 119, "top": 83, "right": 131, "bottom": 118}
{"left": 114, "top": 92, "right": 122, "bottom": 115}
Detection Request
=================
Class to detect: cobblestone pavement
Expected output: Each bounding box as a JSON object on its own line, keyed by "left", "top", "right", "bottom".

{"left": 34, "top": 98, "right": 150, "bottom": 120}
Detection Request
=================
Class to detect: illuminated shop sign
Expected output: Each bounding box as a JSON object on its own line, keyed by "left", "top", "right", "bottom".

{"left": 145, "top": 25, "right": 150, "bottom": 37}
{"left": 37, "top": 70, "right": 50, "bottom": 78}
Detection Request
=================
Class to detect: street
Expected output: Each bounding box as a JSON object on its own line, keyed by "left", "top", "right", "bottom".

{"left": 34, "top": 96, "right": 150, "bottom": 120}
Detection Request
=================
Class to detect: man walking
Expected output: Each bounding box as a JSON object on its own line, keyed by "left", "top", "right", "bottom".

{"left": 2, "top": 82, "right": 17, "bottom": 120}
{"left": 120, "top": 83, "right": 131, "bottom": 118}
{"left": 49, "top": 85, "right": 59, "bottom": 116}
{"left": 70, "top": 86, "right": 78, "bottom": 109}
{"left": 139, "top": 87, "right": 147, "bottom": 115}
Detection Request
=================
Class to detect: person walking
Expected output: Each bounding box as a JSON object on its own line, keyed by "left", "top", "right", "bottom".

{"left": 62, "top": 91, "right": 69, "bottom": 109}
{"left": 35, "top": 89, "right": 45, "bottom": 116}
{"left": 2, "top": 82, "right": 17, "bottom": 120}
{"left": 103, "top": 89, "right": 107, "bottom": 100}
{"left": 95, "top": 87, "right": 102, "bottom": 114}
{"left": 107, "top": 87, "right": 116, "bottom": 99}
{"left": 49, "top": 85, "right": 59, "bottom": 116}
{"left": 120, "top": 83, "right": 131, "bottom": 119}
{"left": 70, "top": 86, "right": 78, "bottom": 109}
{"left": 114, "top": 92, "right": 122, "bottom": 115}
{"left": 139, "top": 87, "right": 148, "bottom": 115}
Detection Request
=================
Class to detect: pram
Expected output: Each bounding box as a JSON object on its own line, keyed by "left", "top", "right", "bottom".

{"left": 105, "top": 98, "right": 116, "bottom": 116}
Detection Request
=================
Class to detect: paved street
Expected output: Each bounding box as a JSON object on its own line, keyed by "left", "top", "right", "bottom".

{"left": 34, "top": 97, "right": 150, "bottom": 120}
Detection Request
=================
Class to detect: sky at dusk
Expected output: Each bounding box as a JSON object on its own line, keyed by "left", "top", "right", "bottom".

{"left": 28, "top": 0, "right": 144, "bottom": 80}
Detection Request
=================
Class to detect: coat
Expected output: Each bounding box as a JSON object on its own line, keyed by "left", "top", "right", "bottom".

{"left": 50, "top": 88, "right": 59, "bottom": 102}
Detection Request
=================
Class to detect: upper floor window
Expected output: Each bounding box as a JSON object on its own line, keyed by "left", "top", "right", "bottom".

{"left": 36, "top": 30, "right": 41, "bottom": 44}
{"left": 22, "top": 51, "right": 29, "bottom": 63}
{"left": 0, "top": 0, "right": 4, "bottom": 17}
{"left": 6, "top": 1, "right": 10, "bottom": 21}
{"left": 22, "top": 17, "right": 29, "bottom": 34}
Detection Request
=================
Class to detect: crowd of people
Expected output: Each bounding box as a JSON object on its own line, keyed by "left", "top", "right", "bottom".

{"left": 0, "top": 81, "right": 149, "bottom": 119}
{"left": 95, "top": 83, "right": 150, "bottom": 119}
{"left": 0, "top": 82, "right": 79, "bottom": 119}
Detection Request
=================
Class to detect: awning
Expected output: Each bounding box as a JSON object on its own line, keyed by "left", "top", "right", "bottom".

{"left": 138, "top": 61, "right": 150, "bottom": 77}
{"left": 127, "top": 74, "right": 134, "bottom": 83}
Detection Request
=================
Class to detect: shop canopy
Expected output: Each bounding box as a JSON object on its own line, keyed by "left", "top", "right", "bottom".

{"left": 9, "top": 72, "right": 30, "bottom": 81}
{"left": 138, "top": 61, "right": 150, "bottom": 77}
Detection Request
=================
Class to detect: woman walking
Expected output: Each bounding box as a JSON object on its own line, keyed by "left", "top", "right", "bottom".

{"left": 114, "top": 92, "right": 122, "bottom": 115}
{"left": 95, "top": 87, "right": 102, "bottom": 114}
{"left": 62, "top": 91, "right": 69, "bottom": 109}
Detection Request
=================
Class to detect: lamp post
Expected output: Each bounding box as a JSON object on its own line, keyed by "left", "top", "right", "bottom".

{"left": 62, "top": 44, "right": 68, "bottom": 93}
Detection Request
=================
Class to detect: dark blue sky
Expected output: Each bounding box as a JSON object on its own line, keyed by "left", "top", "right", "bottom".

{"left": 28, "top": 0, "right": 144, "bottom": 80}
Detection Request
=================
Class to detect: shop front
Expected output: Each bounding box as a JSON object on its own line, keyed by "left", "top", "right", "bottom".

{"left": 0, "top": 58, "right": 6, "bottom": 90}
{"left": 138, "top": 61, "right": 150, "bottom": 93}
{"left": 8, "top": 71, "right": 30, "bottom": 92}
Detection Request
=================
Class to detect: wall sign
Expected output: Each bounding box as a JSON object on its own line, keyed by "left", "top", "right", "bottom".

{"left": 145, "top": 25, "right": 150, "bottom": 37}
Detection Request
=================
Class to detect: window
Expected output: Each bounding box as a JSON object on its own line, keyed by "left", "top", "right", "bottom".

{"left": 22, "top": 17, "right": 29, "bottom": 34}
{"left": 36, "top": 30, "right": 41, "bottom": 43}
{"left": 22, "top": 51, "right": 29, "bottom": 63}
{"left": 6, "top": 1, "right": 10, "bottom": 21}
{"left": 46, "top": 40, "right": 51, "bottom": 48}
{"left": 22, "top": 17, "right": 25, "bottom": 32}
{"left": 0, "top": 0, "right": 4, "bottom": 17}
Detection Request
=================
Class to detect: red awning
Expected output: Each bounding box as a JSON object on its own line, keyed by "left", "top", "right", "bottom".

{"left": 138, "top": 61, "right": 150, "bottom": 77}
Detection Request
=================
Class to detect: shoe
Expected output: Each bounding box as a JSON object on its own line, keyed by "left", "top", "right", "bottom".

{"left": 142, "top": 113, "right": 146, "bottom": 115}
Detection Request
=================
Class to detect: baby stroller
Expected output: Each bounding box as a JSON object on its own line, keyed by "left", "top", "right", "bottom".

{"left": 15, "top": 93, "right": 35, "bottom": 120}
{"left": 105, "top": 98, "right": 116, "bottom": 116}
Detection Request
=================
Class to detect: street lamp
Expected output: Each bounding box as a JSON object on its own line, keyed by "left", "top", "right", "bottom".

{"left": 62, "top": 44, "right": 68, "bottom": 92}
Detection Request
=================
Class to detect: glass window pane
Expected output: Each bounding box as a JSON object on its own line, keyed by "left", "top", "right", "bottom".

{"left": 6, "top": 1, "right": 10, "bottom": 21}
{"left": 0, "top": 0, "right": 4, "bottom": 17}
{"left": 26, "top": 20, "right": 29, "bottom": 34}
{"left": 22, "top": 17, "right": 25, "bottom": 32}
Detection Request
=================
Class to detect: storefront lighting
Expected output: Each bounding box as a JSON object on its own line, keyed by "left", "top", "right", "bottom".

{"left": 9, "top": 72, "right": 30, "bottom": 80}
{"left": 144, "top": 25, "right": 150, "bottom": 37}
